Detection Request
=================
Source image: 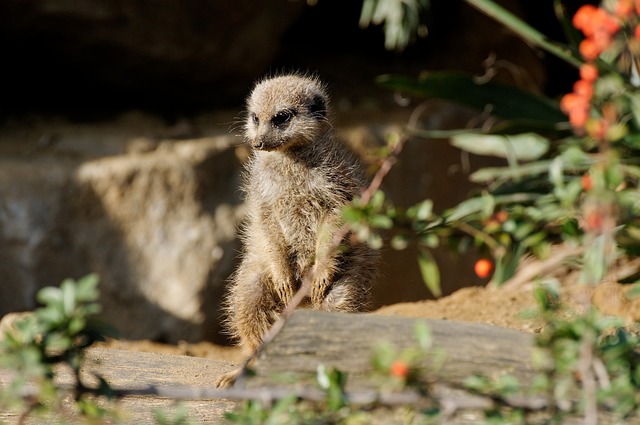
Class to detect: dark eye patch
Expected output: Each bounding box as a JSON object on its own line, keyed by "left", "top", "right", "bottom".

{"left": 271, "top": 109, "right": 295, "bottom": 127}
{"left": 250, "top": 113, "right": 259, "bottom": 125}
{"left": 308, "top": 95, "right": 326, "bottom": 119}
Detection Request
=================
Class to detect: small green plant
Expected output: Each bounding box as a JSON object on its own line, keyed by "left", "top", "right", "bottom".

{"left": 154, "top": 404, "right": 199, "bottom": 425}
{"left": 0, "top": 274, "right": 118, "bottom": 423}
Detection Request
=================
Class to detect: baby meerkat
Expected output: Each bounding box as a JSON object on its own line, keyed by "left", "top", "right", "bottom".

{"left": 217, "top": 74, "right": 378, "bottom": 386}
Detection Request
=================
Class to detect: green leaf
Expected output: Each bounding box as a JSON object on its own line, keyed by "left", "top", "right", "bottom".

{"left": 417, "top": 249, "right": 441, "bottom": 297}
{"left": 581, "top": 235, "right": 609, "bottom": 284}
{"left": 342, "top": 206, "right": 364, "bottom": 223}
{"left": 369, "top": 214, "right": 393, "bottom": 229}
{"left": 75, "top": 274, "right": 100, "bottom": 302}
{"left": 470, "top": 161, "right": 552, "bottom": 183}
{"left": 445, "top": 197, "right": 486, "bottom": 222}
{"left": 410, "top": 199, "right": 433, "bottom": 221}
{"left": 61, "top": 279, "right": 77, "bottom": 316}
{"left": 370, "top": 190, "right": 386, "bottom": 209}
{"left": 391, "top": 234, "right": 410, "bottom": 250}
{"left": 414, "top": 321, "right": 433, "bottom": 350}
{"left": 464, "top": 374, "right": 491, "bottom": 392}
{"left": 36, "top": 286, "right": 62, "bottom": 307}
{"left": 376, "top": 72, "right": 566, "bottom": 123}
{"left": 450, "top": 133, "right": 549, "bottom": 161}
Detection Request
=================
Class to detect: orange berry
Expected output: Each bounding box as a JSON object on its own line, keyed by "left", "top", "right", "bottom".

{"left": 579, "top": 38, "right": 601, "bottom": 61}
{"left": 494, "top": 210, "right": 508, "bottom": 223}
{"left": 569, "top": 108, "right": 589, "bottom": 129}
{"left": 573, "top": 5, "right": 599, "bottom": 31}
{"left": 581, "top": 174, "right": 593, "bottom": 191}
{"left": 560, "top": 92, "right": 587, "bottom": 114}
{"left": 579, "top": 63, "right": 599, "bottom": 82}
{"left": 474, "top": 258, "right": 494, "bottom": 279}
{"left": 615, "top": 0, "right": 634, "bottom": 18}
{"left": 573, "top": 79, "right": 593, "bottom": 100}
{"left": 635, "top": 24, "right": 640, "bottom": 40}
{"left": 584, "top": 211, "right": 604, "bottom": 232}
{"left": 390, "top": 360, "right": 409, "bottom": 378}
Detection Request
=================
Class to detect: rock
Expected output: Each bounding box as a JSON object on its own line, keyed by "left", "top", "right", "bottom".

{"left": 0, "top": 112, "right": 244, "bottom": 344}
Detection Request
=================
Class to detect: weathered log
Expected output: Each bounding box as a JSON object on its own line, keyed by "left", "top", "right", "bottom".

{"left": 253, "top": 310, "right": 538, "bottom": 384}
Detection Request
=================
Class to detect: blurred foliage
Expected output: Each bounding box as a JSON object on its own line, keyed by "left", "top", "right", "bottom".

{"left": 359, "top": 0, "right": 430, "bottom": 50}
{"left": 0, "top": 274, "right": 119, "bottom": 423}
{"left": 346, "top": 0, "right": 640, "bottom": 294}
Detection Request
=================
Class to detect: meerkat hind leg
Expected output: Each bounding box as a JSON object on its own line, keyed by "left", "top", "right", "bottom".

{"left": 321, "top": 275, "right": 370, "bottom": 312}
{"left": 214, "top": 367, "right": 242, "bottom": 388}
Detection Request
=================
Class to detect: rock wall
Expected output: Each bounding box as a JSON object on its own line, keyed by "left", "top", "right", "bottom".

{"left": 0, "top": 114, "right": 244, "bottom": 343}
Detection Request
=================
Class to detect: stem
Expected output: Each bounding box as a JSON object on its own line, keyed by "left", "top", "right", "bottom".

{"left": 463, "top": 0, "right": 582, "bottom": 69}
{"left": 454, "top": 221, "right": 503, "bottom": 255}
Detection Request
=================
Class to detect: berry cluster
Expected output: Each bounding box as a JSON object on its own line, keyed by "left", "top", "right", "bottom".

{"left": 560, "top": 1, "right": 639, "bottom": 138}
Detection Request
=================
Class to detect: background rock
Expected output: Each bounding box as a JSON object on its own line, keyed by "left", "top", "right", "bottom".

{"left": 0, "top": 114, "right": 244, "bottom": 343}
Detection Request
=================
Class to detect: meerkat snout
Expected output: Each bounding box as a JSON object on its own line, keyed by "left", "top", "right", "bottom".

{"left": 245, "top": 75, "right": 330, "bottom": 151}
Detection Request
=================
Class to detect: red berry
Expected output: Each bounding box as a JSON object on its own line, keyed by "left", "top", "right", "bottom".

{"left": 581, "top": 174, "right": 593, "bottom": 191}
{"left": 390, "top": 360, "right": 409, "bottom": 378}
{"left": 579, "top": 64, "right": 599, "bottom": 82}
{"left": 494, "top": 210, "right": 508, "bottom": 223}
{"left": 579, "top": 38, "right": 601, "bottom": 61}
{"left": 569, "top": 108, "right": 589, "bottom": 129}
{"left": 573, "top": 5, "right": 599, "bottom": 31}
{"left": 560, "top": 93, "right": 587, "bottom": 114}
{"left": 584, "top": 211, "right": 604, "bottom": 232}
{"left": 573, "top": 79, "right": 593, "bottom": 100}
{"left": 474, "top": 258, "right": 494, "bottom": 279}
{"left": 615, "top": 0, "right": 634, "bottom": 18}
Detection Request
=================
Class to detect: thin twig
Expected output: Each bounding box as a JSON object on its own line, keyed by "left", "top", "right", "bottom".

{"left": 15, "top": 381, "right": 554, "bottom": 414}
{"left": 502, "top": 244, "right": 584, "bottom": 290}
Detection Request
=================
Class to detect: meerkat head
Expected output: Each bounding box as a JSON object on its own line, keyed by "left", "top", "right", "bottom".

{"left": 245, "top": 74, "right": 330, "bottom": 152}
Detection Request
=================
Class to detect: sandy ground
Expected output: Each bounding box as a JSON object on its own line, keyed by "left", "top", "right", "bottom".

{"left": 100, "top": 280, "right": 640, "bottom": 364}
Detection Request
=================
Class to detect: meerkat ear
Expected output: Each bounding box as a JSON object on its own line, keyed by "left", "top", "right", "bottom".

{"left": 308, "top": 95, "right": 326, "bottom": 119}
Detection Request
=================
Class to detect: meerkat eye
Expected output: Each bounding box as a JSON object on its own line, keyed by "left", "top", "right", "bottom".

{"left": 271, "top": 109, "right": 294, "bottom": 128}
{"left": 250, "top": 113, "right": 259, "bottom": 125}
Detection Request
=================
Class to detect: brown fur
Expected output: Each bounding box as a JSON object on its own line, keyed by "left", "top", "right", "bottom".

{"left": 223, "top": 74, "right": 379, "bottom": 355}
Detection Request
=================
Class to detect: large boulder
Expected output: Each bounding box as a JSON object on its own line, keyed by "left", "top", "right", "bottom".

{"left": 0, "top": 112, "right": 244, "bottom": 343}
